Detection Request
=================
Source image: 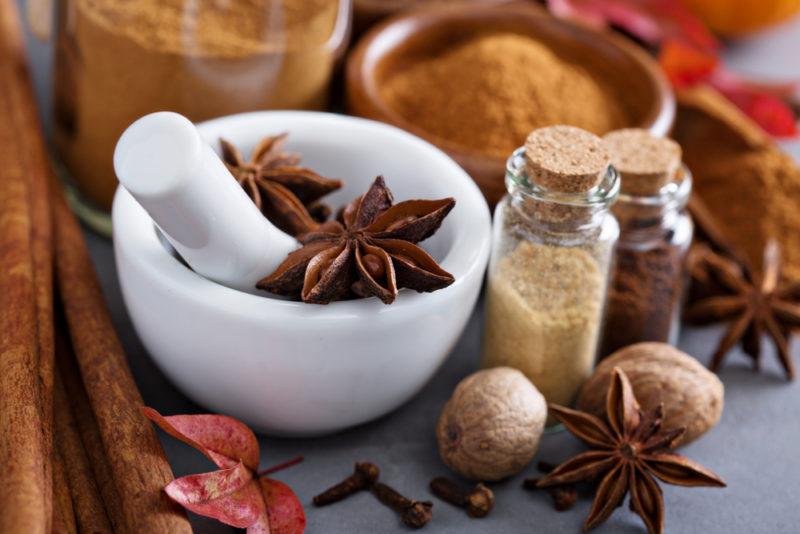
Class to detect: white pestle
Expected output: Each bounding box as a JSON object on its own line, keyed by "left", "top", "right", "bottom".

{"left": 113, "top": 112, "right": 297, "bottom": 292}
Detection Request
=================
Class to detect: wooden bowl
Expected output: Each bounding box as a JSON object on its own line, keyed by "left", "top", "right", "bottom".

{"left": 346, "top": 4, "right": 675, "bottom": 206}
{"left": 354, "top": 0, "right": 517, "bottom": 36}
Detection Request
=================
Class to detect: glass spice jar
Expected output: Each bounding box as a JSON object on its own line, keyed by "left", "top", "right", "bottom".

{"left": 481, "top": 126, "right": 619, "bottom": 414}
{"left": 598, "top": 129, "right": 694, "bottom": 358}
{"left": 43, "top": 0, "right": 351, "bottom": 234}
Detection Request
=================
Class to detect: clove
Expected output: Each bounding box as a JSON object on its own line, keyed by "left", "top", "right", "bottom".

{"left": 313, "top": 462, "right": 380, "bottom": 506}
{"left": 522, "top": 478, "right": 577, "bottom": 511}
{"left": 372, "top": 482, "right": 433, "bottom": 529}
{"left": 537, "top": 461, "right": 558, "bottom": 473}
{"left": 429, "top": 477, "right": 494, "bottom": 518}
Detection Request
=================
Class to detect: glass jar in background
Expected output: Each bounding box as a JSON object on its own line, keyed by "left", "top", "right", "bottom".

{"left": 481, "top": 126, "right": 620, "bottom": 415}
{"left": 598, "top": 144, "right": 693, "bottom": 358}
{"left": 46, "top": 0, "right": 351, "bottom": 233}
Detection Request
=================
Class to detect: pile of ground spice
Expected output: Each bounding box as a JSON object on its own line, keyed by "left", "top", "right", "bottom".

{"left": 482, "top": 241, "right": 604, "bottom": 409}
{"left": 56, "top": 0, "right": 340, "bottom": 211}
{"left": 380, "top": 32, "right": 627, "bottom": 158}
{"left": 673, "top": 86, "right": 800, "bottom": 281}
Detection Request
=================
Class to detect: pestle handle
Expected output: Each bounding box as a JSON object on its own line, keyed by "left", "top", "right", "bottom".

{"left": 114, "top": 112, "right": 297, "bottom": 292}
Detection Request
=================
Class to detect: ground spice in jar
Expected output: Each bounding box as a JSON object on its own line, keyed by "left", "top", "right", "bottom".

{"left": 673, "top": 86, "right": 800, "bottom": 281}
{"left": 599, "top": 129, "right": 690, "bottom": 357}
{"left": 483, "top": 241, "right": 605, "bottom": 408}
{"left": 380, "top": 32, "right": 627, "bottom": 158}
{"left": 54, "top": 0, "right": 343, "bottom": 210}
{"left": 482, "top": 126, "right": 617, "bottom": 413}
{"left": 600, "top": 244, "right": 685, "bottom": 357}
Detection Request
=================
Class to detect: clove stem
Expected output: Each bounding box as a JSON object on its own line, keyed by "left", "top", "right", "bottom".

{"left": 522, "top": 478, "right": 577, "bottom": 512}
{"left": 429, "top": 477, "right": 494, "bottom": 518}
{"left": 372, "top": 482, "right": 433, "bottom": 529}
{"left": 313, "top": 462, "right": 380, "bottom": 506}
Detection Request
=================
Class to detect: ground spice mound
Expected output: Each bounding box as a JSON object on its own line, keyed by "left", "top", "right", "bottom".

{"left": 482, "top": 241, "right": 604, "bottom": 408}
{"left": 673, "top": 86, "right": 800, "bottom": 281}
{"left": 381, "top": 33, "right": 627, "bottom": 158}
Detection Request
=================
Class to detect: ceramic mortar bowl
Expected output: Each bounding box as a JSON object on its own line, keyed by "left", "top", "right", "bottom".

{"left": 112, "top": 111, "right": 491, "bottom": 436}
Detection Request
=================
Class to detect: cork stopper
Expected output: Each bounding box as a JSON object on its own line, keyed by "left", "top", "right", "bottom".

{"left": 524, "top": 126, "right": 611, "bottom": 193}
{"left": 603, "top": 129, "right": 682, "bottom": 196}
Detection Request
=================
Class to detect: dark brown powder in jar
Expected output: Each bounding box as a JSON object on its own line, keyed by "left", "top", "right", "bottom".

{"left": 600, "top": 243, "right": 684, "bottom": 357}
{"left": 599, "top": 128, "right": 688, "bottom": 357}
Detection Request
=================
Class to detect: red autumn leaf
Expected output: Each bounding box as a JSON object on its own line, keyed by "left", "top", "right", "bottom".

{"left": 547, "top": 0, "right": 719, "bottom": 52}
{"left": 143, "top": 407, "right": 306, "bottom": 534}
{"left": 262, "top": 479, "right": 308, "bottom": 534}
{"left": 659, "top": 38, "right": 718, "bottom": 88}
{"left": 659, "top": 35, "right": 798, "bottom": 138}
{"left": 711, "top": 73, "right": 799, "bottom": 138}
{"left": 164, "top": 462, "right": 264, "bottom": 528}
{"left": 141, "top": 407, "right": 260, "bottom": 470}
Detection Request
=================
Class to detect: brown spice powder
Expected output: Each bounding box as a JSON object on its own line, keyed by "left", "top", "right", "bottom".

{"left": 599, "top": 243, "right": 684, "bottom": 357}
{"left": 55, "top": 0, "right": 341, "bottom": 210}
{"left": 380, "top": 32, "right": 627, "bottom": 158}
{"left": 673, "top": 86, "right": 800, "bottom": 281}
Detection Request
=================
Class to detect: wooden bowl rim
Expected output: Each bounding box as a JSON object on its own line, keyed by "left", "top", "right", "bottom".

{"left": 346, "top": 3, "right": 676, "bottom": 174}
{"left": 354, "top": 0, "right": 517, "bottom": 19}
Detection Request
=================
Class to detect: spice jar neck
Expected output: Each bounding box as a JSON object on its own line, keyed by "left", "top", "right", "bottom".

{"left": 505, "top": 147, "right": 619, "bottom": 235}
{"left": 613, "top": 166, "right": 692, "bottom": 240}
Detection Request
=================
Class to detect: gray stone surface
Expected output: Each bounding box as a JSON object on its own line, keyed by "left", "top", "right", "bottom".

{"left": 23, "top": 3, "right": 800, "bottom": 532}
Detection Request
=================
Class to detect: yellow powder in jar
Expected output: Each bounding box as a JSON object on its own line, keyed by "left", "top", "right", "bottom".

{"left": 482, "top": 240, "right": 605, "bottom": 409}
{"left": 380, "top": 32, "right": 627, "bottom": 158}
{"left": 55, "top": 0, "right": 341, "bottom": 211}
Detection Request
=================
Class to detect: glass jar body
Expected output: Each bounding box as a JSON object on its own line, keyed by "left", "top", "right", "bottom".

{"left": 51, "top": 0, "right": 351, "bottom": 229}
{"left": 599, "top": 170, "right": 694, "bottom": 357}
{"left": 481, "top": 153, "right": 619, "bottom": 410}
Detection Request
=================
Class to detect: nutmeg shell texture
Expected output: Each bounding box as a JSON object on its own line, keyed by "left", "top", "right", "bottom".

{"left": 436, "top": 367, "right": 546, "bottom": 481}
{"left": 577, "top": 342, "right": 724, "bottom": 445}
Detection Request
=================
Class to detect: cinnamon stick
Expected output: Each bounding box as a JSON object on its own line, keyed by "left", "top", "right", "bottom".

{"left": 56, "top": 331, "right": 125, "bottom": 534}
{"left": 0, "top": 1, "right": 188, "bottom": 531}
{"left": 51, "top": 447, "right": 78, "bottom": 534}
{"left": 53, "top": 185, "right": 191, "bottom": 534}
{"left": 0, "top": 3, "right": 48, "bottom": 532}
{"left": 0, "top": 4, "right": 56, "bottom": 529}
{"left": 54, "top": 348, "right": 113, "bottom": 534}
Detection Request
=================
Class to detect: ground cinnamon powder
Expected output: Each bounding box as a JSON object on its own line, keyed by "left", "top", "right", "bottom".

{"left": 673, "top": 86, "right": 800, "bottom": 281}
{"left": 380, "top": 32, "right": 627, "bottom": 158}
{"left": 54, "top": 0, "right": 342, "bottom": 210}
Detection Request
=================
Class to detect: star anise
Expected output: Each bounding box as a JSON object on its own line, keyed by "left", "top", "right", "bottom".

{"left": 684, "top": 240, "right": 800, "bottom": 379}
{"left": 257, "top": 176, "right": 455, "bottom": 305}
{"left": 220, "top": 134, "right": 342, "bottom": 236}
{"left": 537, "top": 368, "right": 725, "bottom": 534}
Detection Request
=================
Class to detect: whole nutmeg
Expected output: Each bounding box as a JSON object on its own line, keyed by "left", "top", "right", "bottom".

{"left": 577, "top": 342, "right": 724, "bottom": 445}
{"left": 436, "top": 367, "right": 546, "bottom": 481}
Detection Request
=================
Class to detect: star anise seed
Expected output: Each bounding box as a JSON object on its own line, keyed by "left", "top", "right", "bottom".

{"left": 685, "top": 240, "right": 800, "bottom": 379}
{"left": 537, "top": 367, "right": 726, "bottom": 534}
{"left": 257, "top": 176, "right": 456, "bottom": 305}
{"left": 220, "top": 134, "right": 342, "bottom": 236}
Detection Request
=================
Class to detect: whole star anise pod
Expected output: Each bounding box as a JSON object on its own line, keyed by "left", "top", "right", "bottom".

{"left": 220, "top": 134, "right": 342, "bottom": 236}
{"left": 685, "top": 239, "right": 800, "bottom": 379}
{"left": 537, "top": 367, "right": 725, "bottom": 534}
{"left": 257, "top": 176, "right": 455, "bottom": 305}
